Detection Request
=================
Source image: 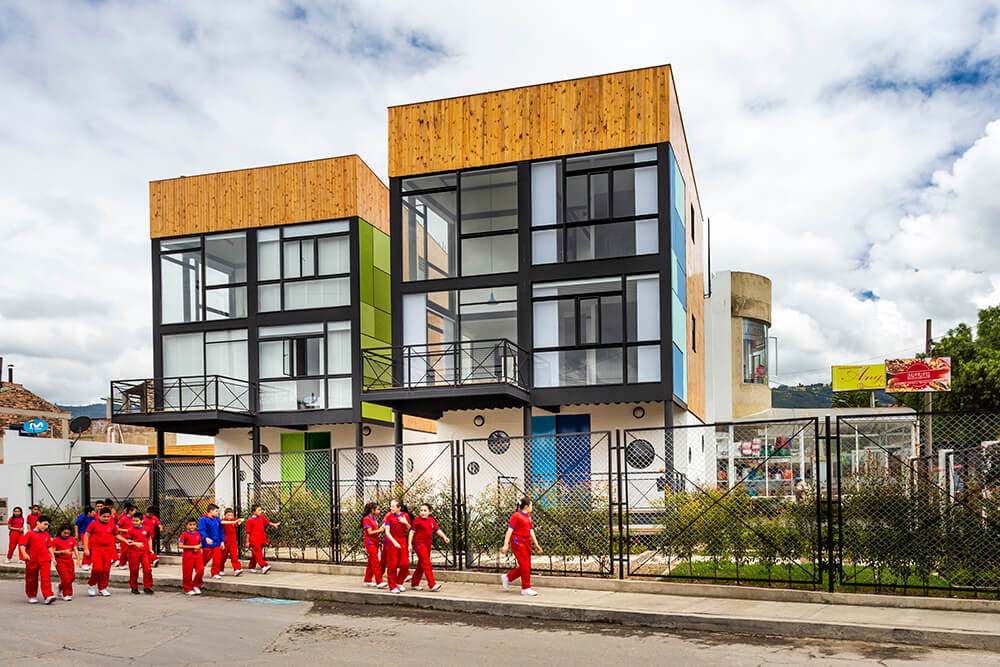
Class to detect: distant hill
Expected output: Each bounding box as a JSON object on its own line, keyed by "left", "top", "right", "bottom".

{"left": 771, "top": 383, "right": 896, "bottom": 408}
{"left": 55, "top": 402, "right": 106, "bottom": 419}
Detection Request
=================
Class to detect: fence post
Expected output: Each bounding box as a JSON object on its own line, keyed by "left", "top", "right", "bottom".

{"left": 327, "top": 449, "right": 336, "bottom": 564}
{"left": 333, "top": 450, "right": 341, "bottom": 563}
{"left": 607, "top": 431, "right": 615, "bottom": 578}
{"left": 615, "top": 429, "right": 626, "bottom": 580}
{"left": 825, "top": 416, "right": 835, "bottom": 593}
{"left": 80, "top": 460, "right": 91, "bottom": 506}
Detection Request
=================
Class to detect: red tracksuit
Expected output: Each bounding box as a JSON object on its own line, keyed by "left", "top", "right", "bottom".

{"left": 220, "top": 521, "right": 241, "bottom": 572}
{"left": 143, "top": 515, "right": 161, "bottom": 563}
{"left": 86, "top": 519, "right": 118, "bottom": 590}
{"left": 245, "top": 515, "right": 271, "bottom": 569}
{"left": 26, "top": 512, "right": 40, "bottom": 531}
{"left": 382, "top": 511, "right": 410, "bottom": 589}
{"left": 126, "top": 525, "right": 153, "bottom": 590}
{"left": 116, "top": 515, "right": 133, "bottom": 565}
{"left": 7, "top": 516, "right": 24, "bottom": 560}
{"left": 179, "top": 531, "right": 204, "bottom": 591}
{"left": 505, "top": 510, "right": 534, "bottom": 590}
{"left": 51, "top": 535, "right": 77, "bottom": 597}
{"left": 409, "top": 516, "right": 441, "bottom": 588}
{"left": 362, "top": 515, "right": 382, "bottom": 584}
{"left": 21, "top": 529, "right": 54, "bottom": 600}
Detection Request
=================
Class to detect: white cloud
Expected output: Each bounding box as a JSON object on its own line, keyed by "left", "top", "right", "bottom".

{"left": 0, "top": 1, "right": 999, "bottom": 401}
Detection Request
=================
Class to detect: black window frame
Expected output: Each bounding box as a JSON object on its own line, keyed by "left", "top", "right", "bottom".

{"left": 160, "top": 232, "right": 249, "bottom": 324}
{"left": 256, "top": 220, "right": 352, "bottom": 313}
{"left": 257, "top": 321, "right": 352, "bottom": 410}
{"left": 531, "top": 149, "right": 659, "bottom": 266}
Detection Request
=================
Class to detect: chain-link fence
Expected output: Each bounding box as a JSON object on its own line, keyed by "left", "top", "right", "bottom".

{"left": 31, "top": 463, "right": 85, "bottom": 529}
{"left": 334, "top": 441, "right": 456, "bottom": 568}
{"left": 461, "top": 431, "right": 614, "bottom": 577}
{"left": 836, "top": 411, "right": 1000, "bottom": 595}
{"left": 157, "top": 456, "right": 236, "bottom": 554}
{"left": 623, "top": 419, "right": 822, "bottom": 587}
{"left": 88, "top": 458, "right": 154, "bottom": 510}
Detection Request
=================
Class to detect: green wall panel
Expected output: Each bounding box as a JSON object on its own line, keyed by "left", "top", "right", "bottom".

{"left": 362, "top": 401, "right": 393, "bottom": 423}
{"left": 373, "top": 269, "right": 391, "bottom": 312}
{"left": 361, "top": 303, "right": 376, "bottom": 338}
{"left": 375, "top": 309, "right": 392, "bottom": 343}
{"left": 373, "top": 228, "right": 390, "bottom": 273}
{"left": 280, "top": 433, "right": 305, "bottom": 483}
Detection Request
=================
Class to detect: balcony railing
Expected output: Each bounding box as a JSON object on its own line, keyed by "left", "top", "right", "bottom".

{"left": 362, "top": 339, "right": 530, "bottom": 392}
{"left": 111, "top": 375, "right": 255, "bottom": 416}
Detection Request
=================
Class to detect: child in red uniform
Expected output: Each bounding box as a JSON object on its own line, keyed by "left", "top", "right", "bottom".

{"left": 178, "top": 519, "right": 204, "bottom": 595}
{"left": 382, "top": 498, "right": 410, "bottom": 593}
{"left": 219, "top": 508, "right": 243, "bottom": 576}
{"left": 51, "top": 524, "right": 80, "bottom": 601}
{"left": 361, "top": 502, "right": 386, "bottom": 588}
{"left": 115, "top": 505, "right": 135, "bottom": 568}
{"left": 84, "top": 507, "right": 118, "bottom": 597}
{"left": 143, "top": 506, "right": 161, "bottom": 567}
{"left": 6, "top": 506, "right": 24, "bottom": 562}
{"left": 245, "top": 505, "right": 279, "bottom": 574}
{"left": 408, "top": 503, "right": 450, "bottom": 592}
{"left": 26, "top": 505, "right": 41, "bottom": 531}
{"left": 73, "top": 506, "right": 95, "bottom": 569}
{"left": 20, "top": 515, "right": 56, "bottom": 604}
{"left": 125, "top": 514, "right": 154, "bottom": 595}
{"left": 501, "top": 497, "right": 543, "bottom": 596}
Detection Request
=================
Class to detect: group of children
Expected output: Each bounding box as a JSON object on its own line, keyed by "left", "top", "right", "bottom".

{"left": 8, "top": 496, "right": 543, "bottom": 603}
{"left": 7, "top": 501, "right": 280, "bottom": 603}
{"left": 357, "top": 496, "right": 542, "bottom": 597}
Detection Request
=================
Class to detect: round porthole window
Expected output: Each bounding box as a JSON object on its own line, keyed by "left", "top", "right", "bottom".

{"left": 407, "top": 458, "right": 414, "bottom": 473}
{"left": 362, "top": 425, "right": 372, "bottom": 437}
{"left": 633, "top": 406, "right": 645, "bottom": 420}
{"left": 359, "top": 452, "right": 379, "bottom": 478}
{"left": 488, "top": 430, "right": 510, "bottom": 454}
{"left": 257, "top": 444, "right": 270, "bottom": 465}
{"left": 467, "top": 461, "right": 480, "bottom": 475}
{"left": 473, "top": 415, "right": 485, "bottom": 427}
{"left": 626, "top": 439, "right": 655, "bottom": 469}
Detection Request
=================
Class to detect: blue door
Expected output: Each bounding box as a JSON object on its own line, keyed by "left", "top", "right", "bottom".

{"left": 531, "top": 414, "right": 591, "bottom": 493}
{"left": 531, "top": 415, "right": 558, "bottom": 492}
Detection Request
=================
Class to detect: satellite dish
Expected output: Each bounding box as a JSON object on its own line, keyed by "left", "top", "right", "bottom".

{"left": 70, "top": 416, "right": 92, "bottom": 434}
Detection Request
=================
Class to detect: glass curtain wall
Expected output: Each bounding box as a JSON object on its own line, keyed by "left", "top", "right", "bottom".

{"left": 258, "top": 321, "right": 352, "bottom": 411}
{"left": 257, "top": 220, "right": 350, "bottom": 312}
{"left": 161, "top": 233, "right": 248, "bottom": 323}
{"left": 743, "top": 319, "right": 768, "bottom": 384}
{"left": 669, "top": 146, "right": 688, "bottom": 401}
{"left": 162, "top": 329, "right": 247, "bottom": 409}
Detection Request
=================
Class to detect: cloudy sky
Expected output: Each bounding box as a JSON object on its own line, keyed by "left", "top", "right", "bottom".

{"left": 1, "top": 1, "right": 999, "bottom": 404}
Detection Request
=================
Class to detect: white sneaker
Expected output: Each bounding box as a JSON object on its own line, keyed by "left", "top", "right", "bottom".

{"left": 212, "top": 574, "right": 222, "bottom": 579}
{"left": 62, "top": 595, "right": 72, "bottom": 601}
{"left": 364, "top": 581, "right": 376, "bottom": 587}
{"left": 193, "top": 587, "right": 202, "bottom": 595}
{"left": 404, "top": 575, "right": 412, "bottom": 582}
{"left": 185, "top": 590, "right": 197, "bottom": 596}
{"left": 218, "top": 571, "right": 225, "bottom": 576}
{"left": 429, "top": 583, "right": 441, "bottom": 592}
{"left": 99, "top": 589, "right": 111, "bottom": 597}
{"left": 117, "top": 564, "right": 127, "bottom": 569}
{"left": 501, "top": 574, "right": 510, "bottom": 591}
{"left": 233, "top": 569, "right": 242, "bottom": 577}
{"left": 410, "top": 585, "right": 423, "bottom": 591}
{"left": 248, "top": 568, "right": 259, "bottom": 573}
{"left": 5, "top": 558, "right": 10, "bottom": 563}
{"left": 87, "top": 586, "right": 97, "bottom": 597}
{"left": 521, "top": 588, "right": 538, "bottom": 596}
{"left": 390, "top": 587, "right": 401, "bottom": 594}
{"left": 261, "top": 565, "right": 271, "bottom": 574}
{"left": 375, "top": 582, "right": 388, "bottom": 589}
{"left": 81, "top": 564, "right": 91, "bottom": 571}
{"left": 27, "top": 597, "right": 38, "bottom": 604}
{"left": 44, "top": 595, "right": 57, "bottom": 605}
{"left": 394, "top": 586, "right": 405, "bottom": 593}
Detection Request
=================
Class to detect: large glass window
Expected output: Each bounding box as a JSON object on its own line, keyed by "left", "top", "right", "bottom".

{"left": 743, "top": 319, "right": 768, "bottom": 384}
{"left": 258, "top": 321, "right": 352, "bottom": 411}
{"left": 257, "top": 221, "right": 350, "bottom": 312}
{"left": 160, "top": 233, "right": 248, "bottom": 323}
{"left": 162, "top": 330, "right": 248, "bottom": 409}
{"left": 531, "top": 149, "right": 657, "bottom": 265}
{"left": 669, "top": 145, "right": 688, "bottom": 400}
{"left": 402, "top": 167, "right": 518, "bottom": 281}
{"left": 532, "top": 274, "right": 659, "bottom": 387}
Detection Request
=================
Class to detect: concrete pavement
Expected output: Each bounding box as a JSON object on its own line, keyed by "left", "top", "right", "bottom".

{"left": 2, "top": 560, "right": 998, "bottom": 652}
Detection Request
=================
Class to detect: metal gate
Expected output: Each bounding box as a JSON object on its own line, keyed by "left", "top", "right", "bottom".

{"left": 622, "top": 419, "right": 823, "bottom": 587}
{"left": 157, "top": 455, "right": 237, "bottom": 555}
{"left": 30, "top": 462, "right": 85, "bottom": 529}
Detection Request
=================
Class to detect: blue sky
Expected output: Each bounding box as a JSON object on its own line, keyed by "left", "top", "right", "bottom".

{"left": 1, "top": 0, "right": 1000, "bottom": 403}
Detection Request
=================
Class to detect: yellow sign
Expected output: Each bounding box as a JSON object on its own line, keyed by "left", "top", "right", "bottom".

{"left": 832, "top": 365, "right": 886, "bottom": 392}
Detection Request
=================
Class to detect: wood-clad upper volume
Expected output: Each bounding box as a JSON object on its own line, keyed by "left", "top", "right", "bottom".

{"left": 388, "top": 65, "right": 674, "bottom": 177}
{"left": 149, "top": 154, "right": 389, "bottom": 238}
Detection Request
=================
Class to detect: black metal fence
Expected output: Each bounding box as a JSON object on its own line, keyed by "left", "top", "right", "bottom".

{"left": 27, "top": 411, "right": 1000, "bottom": 598}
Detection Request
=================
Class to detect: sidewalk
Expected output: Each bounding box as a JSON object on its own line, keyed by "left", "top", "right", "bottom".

{"left": 2, "top": 560, "right": 998, "bottom": 651}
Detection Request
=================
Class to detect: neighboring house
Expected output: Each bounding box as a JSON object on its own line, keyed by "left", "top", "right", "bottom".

{"left": 0, "top": 378, "right": 71, "bottom": 442}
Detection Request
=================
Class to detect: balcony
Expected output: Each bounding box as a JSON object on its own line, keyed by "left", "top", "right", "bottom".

{"left": 361, "top": 339, "right": 531, "bottom": 419}
{"left": 110, "top": 375, "right": 256, "bottom": 435}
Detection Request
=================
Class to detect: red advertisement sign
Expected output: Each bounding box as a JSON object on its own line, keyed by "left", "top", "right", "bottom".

{"left": 885, "top": 358, "right": 951, "bottom": 393}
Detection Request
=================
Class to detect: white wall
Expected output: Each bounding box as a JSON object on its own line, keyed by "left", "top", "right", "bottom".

{"left": 704, "top": 270, "right": 734, "bottom": 423}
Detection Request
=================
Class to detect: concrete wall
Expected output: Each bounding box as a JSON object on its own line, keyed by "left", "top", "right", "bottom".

{"left": 704, "top": 272, "right": 734, "bottom": 423}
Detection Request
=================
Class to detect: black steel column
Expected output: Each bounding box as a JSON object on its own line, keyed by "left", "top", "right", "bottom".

{"left": 155, "top": 429, "right": 165, "bottom": 458}
{"left": 522, "top": 406, "right": 532, "bottom": 493}
{"left": 394, "top": 411, "right": 404, "bottom": 483}
{"left": 825, "top": 416, "right": 835, "bottom": 593}
{"left": 355, "top": 421, "right": 364, "bottom": 495}
{"left": 251, "top": 425, "right": 262, "bottom": 490}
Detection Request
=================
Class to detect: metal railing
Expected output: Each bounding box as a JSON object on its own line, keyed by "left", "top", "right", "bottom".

{"left": 361, "top": 339, "right": 531, "bottom": 392}
{"left": 110, "top": 375, "right": 255, "bottom": 415}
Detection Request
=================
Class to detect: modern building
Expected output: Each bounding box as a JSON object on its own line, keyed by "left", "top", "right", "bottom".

{"left": 110, "top": 155, "right": 436, "bottom": 459}
{"left": 361, "top": 64, "right": 707, "bottom": 458}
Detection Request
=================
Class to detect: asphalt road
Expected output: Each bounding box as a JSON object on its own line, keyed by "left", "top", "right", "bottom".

{"left": 0, "top": 577, "right": 995, "bottom": 665}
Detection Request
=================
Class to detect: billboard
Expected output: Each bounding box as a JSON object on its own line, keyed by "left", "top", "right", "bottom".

{"left": 832, "top": 365, "right": 886, "bottom": 392}
{"left": 885, "top": 358, "right": 952, "bottom": 393}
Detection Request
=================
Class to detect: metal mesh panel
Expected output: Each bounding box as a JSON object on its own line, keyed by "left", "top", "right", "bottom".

{"left": 89, "top": 459, "right": 154, "bottom": 510}
{"left": 334, "top": 441, "right": 455, "bottom": 568}
{"left": 157, "top": 456, "right": 236, "bottom": 554}
{"left": 30, "top": 463, "right": 85, "bottom": 529}
{"left": 462, "top": 431, "right": 614, "bottom": 577}
{"left": 237, "top": 449, "right": 333, "bottom": 562}
{"left": 837, "top": 412, "right": 1000, "bottom": 594}
{"left": 623, "top": 420, "right": 821, "bottom": 585}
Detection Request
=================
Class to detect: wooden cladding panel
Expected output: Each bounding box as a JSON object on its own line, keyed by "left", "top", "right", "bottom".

{"left": 150, "top": 155, "right": 388, "bottom": 238}
{"left": 388, "top": 65, "right": 673, "bottom": 177}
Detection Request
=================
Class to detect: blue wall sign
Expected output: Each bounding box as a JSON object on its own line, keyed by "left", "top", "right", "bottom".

{"left": 22, "top": 418, "right": 49, "bottom": 434}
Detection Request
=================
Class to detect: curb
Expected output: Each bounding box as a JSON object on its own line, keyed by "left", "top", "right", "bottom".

{"left": 2, "top": 563, "right": 999, "bottom": 651}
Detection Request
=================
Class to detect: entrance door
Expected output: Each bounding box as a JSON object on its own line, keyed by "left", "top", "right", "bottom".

{"left": 280, "top": 432, "right": 331, "bottom": 491}
{"left": 531, "top": 414, "right": 591, "bottom": 489}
